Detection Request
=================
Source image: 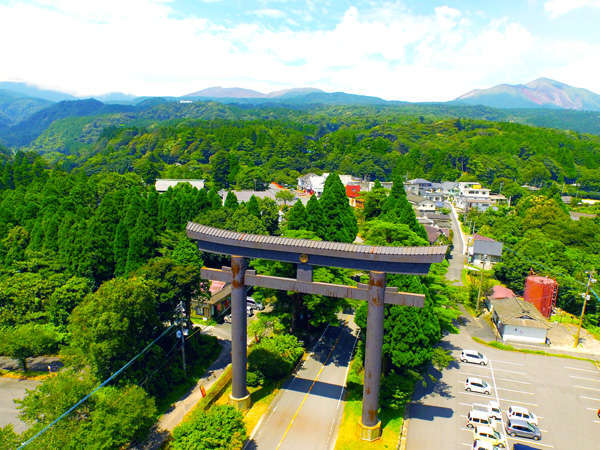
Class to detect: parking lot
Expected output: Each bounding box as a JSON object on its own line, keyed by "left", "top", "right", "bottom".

{"left": 406, "top": 329, "right": 600, "bottom": 449}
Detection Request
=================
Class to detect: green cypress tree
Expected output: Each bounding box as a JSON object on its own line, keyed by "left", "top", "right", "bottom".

{"left": 28, "top": 219, "right": 44, "bottom": 251}
{"left": 224, "top": 191, "right": 239, "bottom": 210}
{"left": 382, "top": 177, "right": 428, "bottom": 241}
{"left": 146, "top": 189, "right": 160, "bottom": 233}
{"left": 207, "top": 187, "right": 222, "bottom": 210}
{"left": 125, "top": 214, "right": 155, "bottom": 274}
{"left": 247, "top": 195, "right": 261, "bottom": 218}
{"left": 286, "top": 200, "right": 308, "bottom": 230}
{"left": 42, "top": 213, "right": 60, "bottom": 252}
{"left": 113, "top": 220, "right": 129, "bottom": 277}
{"left": 305, "top": 195, "right": 326, "bottom": 239}
{"left": 318, "top": 174, "right": 358, "bottom": 243}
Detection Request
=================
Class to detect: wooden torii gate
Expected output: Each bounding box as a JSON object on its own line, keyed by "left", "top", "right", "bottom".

{"left": 186, "top": 223, "right": 446, "bottom": 441}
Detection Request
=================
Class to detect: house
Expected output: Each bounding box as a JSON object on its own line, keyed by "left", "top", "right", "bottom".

{"left": 345, "top": 185, "right": 363, "bottom": 208}
{"left": 339, "top": 174, "right": 362, "bottom": 186}
{"left": 220, "top": 186, "right": 301, "bottom": 205}
{"left": 404, "top": 178, "right": 432, "bottom": 196}
{"left": 456, "top": 197, "right": 494, "bottom": 212}
{"left": 489, "top": 297, "right": 550, "bottom": 344}
{"left": 441, "top": 181, "right": 459, "bottom": 199}
{"left": 192, "top": 281, "right": 231, "bottom": 319}
{"left": 416, "top": 200, "right": 436, "bottom": 214}
{"left": 470, "top": 234, "right": 503, "bottom": 267}
{"left": 407, "top": 193, "right": 425, "bottom": 205}
{"left": 297, "top": 173, "right": 329, "bottom": 196}
{"left": 155, "top": 179, "right": 205, "bottom": 193}
{"left": 423, "top": 225, "right": 443, "bottom": 244}
{"left": 490, "top": 285, "right": 516, "bottom": 300}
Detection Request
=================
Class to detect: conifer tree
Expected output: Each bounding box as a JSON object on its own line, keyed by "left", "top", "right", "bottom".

{"left": 113, "top": 220, "right": 129, "bottom": 277}
{"left": 286, "top": 200, "right": 308, "bottom": 230}
{"left": 125, "top": 214, "right": 155, "bottom": 274}
{"left": 29, "top": 220, "right": 44, "bottom": 252}
{"left": 305, "top": 195, "right": 326, "bottom": 239}
{"left": 42, "top": 213, "right": 60, "bottom": 252}
{"left": 247, "top": 195, "right": 261, "bottom": 218}
{"left": 381, "top": 177, "right": 428, "bottom": 241}
{"left": 146, "top": 189, "right": 160, "bottom": 232}
{"left": 318, "top": 174, "right": 358, "bottom": 243}
{"left": 207, "top": 187, "right": 222, "bottom": 210}
{"left": 224, "top": 191, "right": 238, "bottom": 210}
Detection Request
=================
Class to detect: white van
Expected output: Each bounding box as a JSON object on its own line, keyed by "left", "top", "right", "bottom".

{"left": 466, "top": 410, "right": 495, "bottom": 429}
{"left": 472, "top": 401, "right": 502, "bottom": 420}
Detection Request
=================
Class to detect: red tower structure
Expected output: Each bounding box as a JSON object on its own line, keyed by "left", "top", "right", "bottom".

{"left": 523, "top": 271, "right": 559, "bottom": 318}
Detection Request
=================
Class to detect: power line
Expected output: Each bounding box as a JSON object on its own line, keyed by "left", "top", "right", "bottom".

{"left": 18, "top": 325, "right": 175, "bottom": 449}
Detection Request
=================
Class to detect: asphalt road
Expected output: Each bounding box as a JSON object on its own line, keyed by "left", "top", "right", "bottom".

{"left": 446, "top": 203, "right": 465, "bottom": 285}
{"left": 246, "top": 323, "right": 358, "bottom": 450}
{"left": 406, "top": 326, "right": 600, "bottom": 450}
{"left": 0, "top": 378, "right": 39, "bottom": 433}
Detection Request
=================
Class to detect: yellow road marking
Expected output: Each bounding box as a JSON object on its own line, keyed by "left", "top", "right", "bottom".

{"left": 275, "top": 331, "right": 343, "bottom": 449}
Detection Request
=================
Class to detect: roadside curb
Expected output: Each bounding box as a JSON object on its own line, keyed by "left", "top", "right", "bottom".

{"left": 397, "top": 409, "right": 409, "bottom": 450}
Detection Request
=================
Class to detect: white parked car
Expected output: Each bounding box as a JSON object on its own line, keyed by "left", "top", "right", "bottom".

{"left": 507, "top": 405, "right": 538, "bottom": 425}
{"left": 473, "top": 425, "right": 508, "bottom": 448}
{"left": 461, "top": 350, "right": 488, "bottom": 365}
{"left": 472, "top": 401, "right": 502, "bottom": 420}
{"left": 472, "top": 440, "right": 500, "bottom": 450}
{"left": 465, "top": 377, "right": 491, "bottom": 395}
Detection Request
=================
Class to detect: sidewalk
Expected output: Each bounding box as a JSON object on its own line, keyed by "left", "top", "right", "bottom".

{"left": 136, "top": 335, "right": 232, "bottom": 449}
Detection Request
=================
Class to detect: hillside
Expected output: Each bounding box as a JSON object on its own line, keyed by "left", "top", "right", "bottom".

{"left": 455, "top": 77, "right": 600, "bottom": 111}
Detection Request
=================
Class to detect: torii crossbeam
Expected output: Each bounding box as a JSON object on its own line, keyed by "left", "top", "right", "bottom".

{"left": 186, "top": 222, "right": 446, "bottom": 441}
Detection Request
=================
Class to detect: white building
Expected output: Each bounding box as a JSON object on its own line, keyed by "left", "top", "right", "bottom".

{"left": 416, "top": 200, "right": 436, "bottom": 214}
{"left": 297, "top": 173, "right": 329, "bottom": 196}
{"left": 155, "top": 179, "right": 205, "bottom": 193}
{"left": 490, "top": 298, "right": 550, "bottom": 344}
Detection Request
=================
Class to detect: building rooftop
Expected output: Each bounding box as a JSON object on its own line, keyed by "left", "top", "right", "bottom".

{"left": 491, "top": 297, "right": 550, "bottom": 329}
{"left": 155, "top": 179, "right": 205, "bottom": 192}
{"left": 490, "top": 285, "right": 516, "bottom": 300}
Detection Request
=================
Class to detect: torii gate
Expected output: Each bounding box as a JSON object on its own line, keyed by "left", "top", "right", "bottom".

{"left": 186, "top": 223, "right": 446, "bottom": 441}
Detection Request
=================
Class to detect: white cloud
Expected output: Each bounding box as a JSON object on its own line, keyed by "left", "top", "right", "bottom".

{"left": 252, "top": 8, "right": 286, "bottom": 19}
{"left": 544, "top": 0, "right": 600, "bottom": 18}
{"left": 1, "top": 1, "right": 599, "bottom": 100}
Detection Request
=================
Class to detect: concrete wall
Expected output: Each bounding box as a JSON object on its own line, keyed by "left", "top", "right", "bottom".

{"left": 500, "top": 324, "right": 547, "bottom": 344}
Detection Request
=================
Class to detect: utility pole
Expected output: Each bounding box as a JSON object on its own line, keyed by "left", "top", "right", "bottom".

{"left": 574, "top": 272, "right": 596, "bottom": 348}
{"left": 175, "top": 301, "right": 188, "bottom": 375}
{"left": 476, "top": 255, "right": 487, "bottom": 315}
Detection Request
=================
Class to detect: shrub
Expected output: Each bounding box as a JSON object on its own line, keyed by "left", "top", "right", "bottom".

{"left": 246, "top": 370, "right": 264, "bottom": 387}
{"left": 380, "top": 372, "right": 414, "bottom": 410}
{"left": 173, "top": 405, "right": 246, "bottom": 450}
{"left": 248, "top": 334, "right": 304, "bottom": 380}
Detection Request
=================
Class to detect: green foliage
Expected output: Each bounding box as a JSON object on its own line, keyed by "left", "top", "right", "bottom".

{"left": 380, "top": 371, "right": 415, "bottom": 410}
{"left": 246, "top": 370, "right": 264, "bottom": 387}
{"left": 0, "top": 323, "right": 64, "bottom": 371}
{"left": 224, "top": 191, "right": 238, "bottom": 210}
{"left": 305, "top": 195, "right": 326, "bottom": 238}
{"left": 275, "top": 189, "right": 295, "bottom": 205}
{"left": 319, "top": 173, "right": 358, "bottom": 243}
{"left": 248, "top": 334, "right": 304, "bottom": 380}
{"left": 172, "top": 405, "right": 246, "bottom": 450}
{"left": 17, "top": 369, "right": 156, "bottom": 450}
{"left": 363, "top": 220, "right": 429, "bottom": 246}
{"left": 431, "top": 347, "right": 454, "bottom": 371}
{"left": 285, "top": 199, "right": 308, "bottom": 231}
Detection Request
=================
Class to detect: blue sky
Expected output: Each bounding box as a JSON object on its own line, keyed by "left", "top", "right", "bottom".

{"left": 1, "top": 0, "right": 600, "bottom": 100}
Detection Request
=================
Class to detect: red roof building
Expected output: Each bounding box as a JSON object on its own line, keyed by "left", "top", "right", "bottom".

{"left": 491, "top": 285, "right": 516, "bottom": 300}
{"left": 345, "top": 185, "right": 364, "bottom": 208}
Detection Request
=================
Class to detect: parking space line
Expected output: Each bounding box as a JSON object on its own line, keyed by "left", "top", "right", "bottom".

{"left": 499, "top": 397, "right": 538, "bottom": 407}
{"left": 496, "top": 377, "right": 531, "bottom": 385}
{"left": 459, "top": 371, "right": 491, "bottom": 379}
{"left": 566, "top": 366, "right": 597, "bottom": 373}
{"left": 459, "top": 391, "right": 494, "bottom": 399}
{"left": 490, "top": 360, "right": 524, "bottom": 366}
{"left": 581, "top": 395, "right": 600, "bottom": 401}
{"left": 575, "top": 385, "right": 600, "bottom": 392}
{"left": 492, "top": 367, "right": 527, "bottom": 375}
{"left": 570, "top": 375, "right": 600, "bottom": 382}
{"left": 460, "top": 444, "right": 471, "bottom": 447}
{"left": 497, "top": 387, "right": 535, "bottom": 395}
{"left": 507, "top": 436, "right": 554, "bottom": 448}
{"left": 459, "top": 402, "right": 473, "bottom": 407}
{"left": 586, "top": 407, "right": 598, "bottom": 411}
{"left": 594, "top": 420, "right": 600, "bottom": 424}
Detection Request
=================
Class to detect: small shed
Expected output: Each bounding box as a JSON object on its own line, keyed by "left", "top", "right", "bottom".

{"left": 193, "top": 281, "right": 231, "bottom": 319}
{"left": 490, "top": 298, "right": 550, "bottom": 344}
{"left": 471, "top": 234, "right": 503, "bottom": 267}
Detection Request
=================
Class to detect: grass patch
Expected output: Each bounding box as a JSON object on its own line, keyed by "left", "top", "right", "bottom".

{"left": 190, "top": 315, "right": 217, "bottom": 327}
{"left": 0, "top": 368, "right": 52, "bottom": 380}
{"left": 471, "top": 336, "right": 596, "bottom": 363}
{"left": 550, "top": 310, "right": 600, "bottom": 341}
{"left": 156, "top": 333, "right": 222, "bottom": 414}
{"left": 334, "top": 356, "right": 406, "bottom": 449}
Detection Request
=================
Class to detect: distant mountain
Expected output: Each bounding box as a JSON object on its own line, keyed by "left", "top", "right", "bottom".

{"left": 184, "top": 87, "right": 265, "bottom": 98}
{"left": 0, "top": 82, "right": 76, "bottom": 102}
{"left": 0, "top": 89, "right": 52, "bottom": 124}
{"left": 2, "top": 98, "right": 135, "bottom": 146}
{"left": 455, "top": 78, "right": 600, "bottom": 111}
{"left": 93, "top": 92, "right": 139, "bottom": 104}
{"left": 266, "top": 88, "right": 323, "bottom": 98}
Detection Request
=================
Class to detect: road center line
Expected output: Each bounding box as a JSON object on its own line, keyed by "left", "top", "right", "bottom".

{"left": 275, "top": 330, "right": 342, "bottom": 450}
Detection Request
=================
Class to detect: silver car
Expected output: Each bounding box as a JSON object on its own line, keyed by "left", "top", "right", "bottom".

{"left": 505, "top": 418, "right": 542, "bottom": 441}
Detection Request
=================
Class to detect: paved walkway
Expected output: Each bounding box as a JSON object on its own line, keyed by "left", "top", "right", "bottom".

{"left": 446, "top": 203, "right": 465, "bottom": 286}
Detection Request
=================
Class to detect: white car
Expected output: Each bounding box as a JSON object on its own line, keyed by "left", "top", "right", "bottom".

{"left": 507, "top": 405, "right": 538, "bottom": 425}
{"left": 472, "top": 440, "right": 500, "bottom": 450}
{"left": 472, "top": 401, "right": 502, "bottom": 420}
{"left": 461, "top": 350, "right": 488, "bottom": 365}
{"left": 465, "top": 377, "right": 491, "bottom": 395}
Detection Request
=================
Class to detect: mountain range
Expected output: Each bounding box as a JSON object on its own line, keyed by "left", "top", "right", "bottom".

{"left": 454, "top": 77, "right": 600, "bottom": 111}
{"left": 2, "top": 78, "right": 600, "bottom": 150}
